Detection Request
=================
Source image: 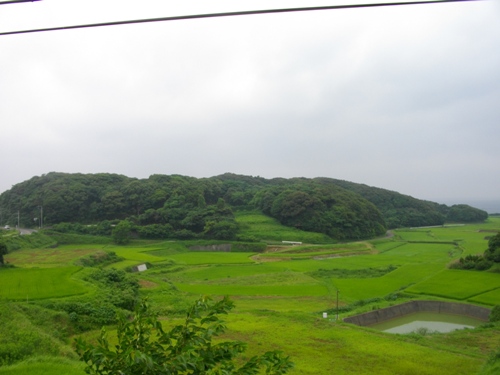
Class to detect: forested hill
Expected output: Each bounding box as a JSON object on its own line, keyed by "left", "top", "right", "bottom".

{"left": 0, "top": 172, "right": 488, "bottom": 241}
{"left": 314, "top": 178, "right": 488, "bottom": 228}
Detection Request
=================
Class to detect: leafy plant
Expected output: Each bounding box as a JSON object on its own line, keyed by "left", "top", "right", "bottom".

{"left": 85, "top": 268, "right": 140, "bottom": 311}
{"left": 490, "top": 305, "right": 500, "bottom": 322}
{"left": 76, "top": 296, "right": 293, "bottom": 375}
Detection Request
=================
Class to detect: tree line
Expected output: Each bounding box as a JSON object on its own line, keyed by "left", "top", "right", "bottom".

{"left": 0, "top": 172, "right": 488, "bottom": 241}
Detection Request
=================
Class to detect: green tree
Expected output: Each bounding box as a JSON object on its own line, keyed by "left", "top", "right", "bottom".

{"left": 112, "top": 220, "right": 132, "bottom": 245}
{"left": 485, "top": 232, "right": 500, "bottom": 263}
{"left": 76, "top": 296, "right": 292, "bottom": 375}
{"left": 446, "top": 204, "right": 488, "bottom": 223}
{"left": 203, "top": 220, "right": 239, "bottom": 240}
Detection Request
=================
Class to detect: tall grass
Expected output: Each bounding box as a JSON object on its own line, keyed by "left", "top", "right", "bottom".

{"left": 0, "top": 303, "right": 77, "bottom": 366}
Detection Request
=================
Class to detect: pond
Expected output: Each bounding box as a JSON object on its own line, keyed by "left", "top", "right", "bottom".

{"left": 368, "top": 311, "right": 484, "bottom": 334}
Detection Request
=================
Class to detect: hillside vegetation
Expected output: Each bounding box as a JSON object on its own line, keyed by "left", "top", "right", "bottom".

{"left": 0, "top": 172, "right": 487, "bottom": 242}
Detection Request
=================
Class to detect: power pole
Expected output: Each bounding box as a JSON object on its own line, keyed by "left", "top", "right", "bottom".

{"left": 336, "top": 289, "right": 340, "bottom": 321}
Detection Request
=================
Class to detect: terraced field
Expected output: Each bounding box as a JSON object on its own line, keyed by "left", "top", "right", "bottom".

{"left": 0, "top": 214, "right": 499, "bottom": 375}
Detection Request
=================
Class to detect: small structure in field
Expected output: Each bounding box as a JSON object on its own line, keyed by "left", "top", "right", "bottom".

{"left": 282, "top": 241, "right": 302, "bottom": 245}
{"left": 131, "top": 264, "right": 148, "bottom": 272}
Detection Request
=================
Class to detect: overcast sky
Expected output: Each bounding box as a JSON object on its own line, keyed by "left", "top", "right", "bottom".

{"left": 1, "top": 0, "right": 499, "bottom": 205}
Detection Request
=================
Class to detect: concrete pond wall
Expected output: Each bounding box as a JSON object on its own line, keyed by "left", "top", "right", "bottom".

{"left": 343, "top": 301, "right": 491, "bottom": 327}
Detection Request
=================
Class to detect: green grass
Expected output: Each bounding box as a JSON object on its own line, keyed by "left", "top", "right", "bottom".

{"left": 0, "top": 303, "right": 80, "bottom": 366}
{"left": 469, "top": 287, "right": 500, "bottom": 305}
{"left": 332, "top": 263, "right": 444, "bottom": 302}
{"left": 406, "top": 269, "right": 500, "bottom": 301}
{"left": 235, "top": 211, "right": 333, "bottom": 243}
{"left": 4, "top": 246, "right": 103, "bottom": 268}
{"left": 105, "top": 246, "right": 170, "bottom": 263}
{"left": 396, "top": 230, "right": 436, "bottom": 241}
{"left": 162, "top": 263, "right": 287, "bottom": 282}
{"left": 221, "top": 310, "right": 485, "bottom": 375}
{"left": 231, "top": 295, "right": 333, "bottom": 313}
{"left": 256, "top": 242, "right": 372, "bottom": 260}
{"left": 176, "top": 283, "right": 329, "bottom": 296}
{"left": 160, "top": 251, "right": 255, "bottom": 265}
{"left": 0, "top": 267, "right": 87, "bottom": 300}
{"left": 0, "top": 357, "right": 85, "bottom": 375}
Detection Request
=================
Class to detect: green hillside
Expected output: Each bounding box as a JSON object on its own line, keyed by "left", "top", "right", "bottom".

{"left": 0, "top": 173, "right": 488, "bottom": 242}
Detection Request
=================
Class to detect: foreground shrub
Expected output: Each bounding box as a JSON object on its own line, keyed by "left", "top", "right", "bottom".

{"left": 76, "top": 296, "right": 293, "bottom": 375}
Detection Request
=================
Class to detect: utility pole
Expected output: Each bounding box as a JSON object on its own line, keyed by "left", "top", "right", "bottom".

{"left": 336, "top": 289, "right": 340, "bottom": 321}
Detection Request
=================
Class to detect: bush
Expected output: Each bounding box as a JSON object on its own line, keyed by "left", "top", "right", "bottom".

{"left": 490, "top": 305, "right": 500, "bottom": 322}
{"left": 475, "top": 259, "right": 494, "bottom": 271}
{"left": 85, "top": 268, "right": 140, "bottom": 311}
{"left": 450, "top": 254, "right": 492, "bottom": 271}
{"left": 76, "top": 297, "right": 293, "bottom": 375}
{"left": 75, "top": 251, "right": 123, "bottom": 267}
{"left": 46, "top": 301, "right": 117, "bottom": 332}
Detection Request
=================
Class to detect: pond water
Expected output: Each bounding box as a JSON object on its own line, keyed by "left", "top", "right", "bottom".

{"left": 369, "top": 312, "right": 484, "bottom": 334}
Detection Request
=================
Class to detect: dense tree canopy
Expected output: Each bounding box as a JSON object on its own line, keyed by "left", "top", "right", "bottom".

{"left": 0, "top": 172, "right": 488, "bottom": 241}
{"left": 252, "top": 181, "right": 386, "bottom": 240}
{"left": 445, "top": 204, "right": 488, "bottom": 223}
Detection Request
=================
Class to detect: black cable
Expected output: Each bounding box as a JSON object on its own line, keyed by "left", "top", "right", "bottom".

{"left": 0, "top": 0, "right": 483, "bottom": 36}
{"left": 0, "top": 0, "right": 41, "bottom": 5}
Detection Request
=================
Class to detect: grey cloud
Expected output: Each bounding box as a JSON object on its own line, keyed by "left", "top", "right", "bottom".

{"left": 0, "top": 0, "right": 499, "bottom": 203}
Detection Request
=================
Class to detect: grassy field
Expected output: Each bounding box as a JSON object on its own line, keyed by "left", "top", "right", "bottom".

{"left": 0, "top": 214, "right": 499, "bottom": 374}
{"left": 0, "top": 357, "right": 85, "bottom": 375}
{"left": 407, "top": 269, "right": 500, "bottom": 300}
{"left": 221, "top": 311, "right": 486, "bottom": 375}
{"left": 0, "top": 267, "right": 87, "bottom": 300}
{"left": 235, "top": 211, "right": 333, "bottom": 243}
{"left": 3, "top": 245, "right": 103, "bottom": 268}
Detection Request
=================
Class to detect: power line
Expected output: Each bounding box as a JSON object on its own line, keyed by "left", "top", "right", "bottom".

{"left": 0, "top": 0, "right": 482, "bottom": 36}
{"left": 0, "top": 0, "right": 41, "bottom": 5}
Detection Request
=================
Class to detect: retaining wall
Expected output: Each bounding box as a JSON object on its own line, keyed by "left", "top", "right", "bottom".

{"left": 189, "top": 244, "right": 232, "bottom": 252}
{"left": 343, "top": 301, "right": 491, "bottom": 327}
